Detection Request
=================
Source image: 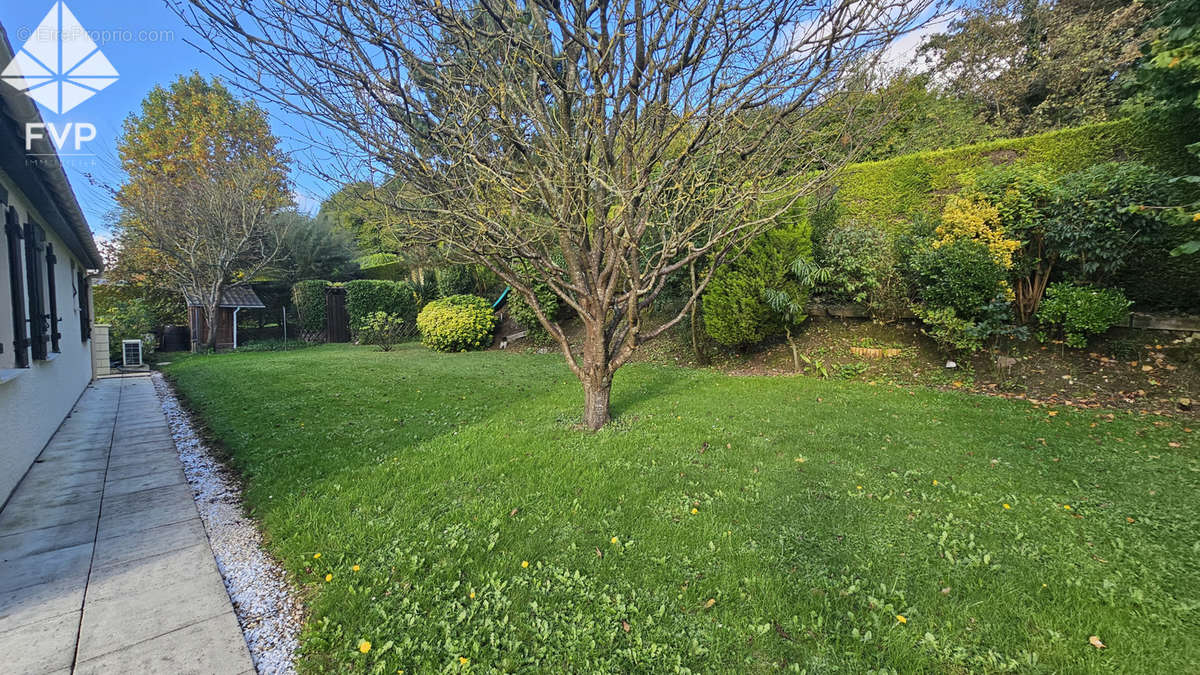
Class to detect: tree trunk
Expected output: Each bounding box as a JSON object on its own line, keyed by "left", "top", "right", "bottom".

{"left": 689, "top": 261, "right": 709, "bottom": 365}
{"left": 786, "top": 326, "right": 800, "bottom": 372}
{"left": 580, "top": 319, "right": 612, "bottom": 430}
{"left": 582, "top": 377, "right": 611, "bottom": 430}
{"left": 205, "top": 301, "right": 220, "bottom": 350}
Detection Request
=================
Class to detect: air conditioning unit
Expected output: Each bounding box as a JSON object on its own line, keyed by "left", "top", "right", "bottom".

{"left": 122, "top": 339, "right": 143, "bottom": 367}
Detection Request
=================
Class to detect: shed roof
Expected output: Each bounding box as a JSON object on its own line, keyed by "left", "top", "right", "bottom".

{"left": 186, "top": 285, "right": 266, "bottom": 309}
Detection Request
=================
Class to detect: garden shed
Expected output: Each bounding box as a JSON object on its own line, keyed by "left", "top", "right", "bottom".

{"left": 186, "top": 285, "right": 265, "bottom": 351}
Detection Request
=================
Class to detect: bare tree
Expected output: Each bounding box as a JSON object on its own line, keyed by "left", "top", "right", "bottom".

{"left": 175, "top": 0, "right": 943, "bottom": 427}
{"left": 116, "top": 163, "right": 291, "bottom": 348}
{"left": 114, "top": 74, "right": 292, "bottom": 350}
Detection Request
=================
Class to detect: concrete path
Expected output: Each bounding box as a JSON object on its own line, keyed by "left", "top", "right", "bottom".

{"left": 0, "top": 375, "right": 254, "bottom": 674}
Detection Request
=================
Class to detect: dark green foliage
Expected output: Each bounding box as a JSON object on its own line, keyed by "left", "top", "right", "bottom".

{"left": 276, "top": 211, "right": 359, "bottom": 283}
{"left": 814, "top": 221, "right": 906, "bottom": 316}
{"left": 99, "top": 296, "right": 157, "bottom": 359}
{"left": 291, "top": 280, "right": 330, "bottom": 334}
{"left": 1037, "top": 283, "right": 1132, "bottom": 348}
{"left": 436, "top": 266, "right": 475, "bottom": 298}
{"left": 416, "top": 294, "right": 496, "bottom": 352}
{"left": 908, "top": 239, "right": 1007, "bottom": 319}
{"left": 1048, "top": 162, "right": 1174, "bottom": 284}
{"left": 508, "top": 283, "right": 559, "bottom": 345}
{"left": 702, "top": 222, "right": 812, "bottom": 346}
{"left": 343, "top": 280, "right": 419, "bottom": 336}
{"left": 906, "top": 238, "right": 1014, "bottom": 353}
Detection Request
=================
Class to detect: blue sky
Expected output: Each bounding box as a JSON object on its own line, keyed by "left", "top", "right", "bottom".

{"left": 2, "top": 0, "right": 331, "bottom": 237}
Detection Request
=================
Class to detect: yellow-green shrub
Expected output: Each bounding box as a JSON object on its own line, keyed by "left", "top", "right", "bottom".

{"left": 416, "top": 295, "right": 496, "bottom": 352}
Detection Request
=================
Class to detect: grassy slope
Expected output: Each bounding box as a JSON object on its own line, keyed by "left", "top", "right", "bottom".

{"left": 164, "top": 344, "right": 1198, "bottom": 673}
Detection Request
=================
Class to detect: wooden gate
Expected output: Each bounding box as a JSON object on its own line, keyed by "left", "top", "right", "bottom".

{"left": 325, "top": 286, "right": 350, "bottom": 343}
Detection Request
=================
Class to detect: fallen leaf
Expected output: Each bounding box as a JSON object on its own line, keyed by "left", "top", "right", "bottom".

{"left": 1126, "top": 517, "right": 1135, "bottom": 523}
{"left": 1089, "top": 635, "right": 1106, "bottom": 649}
{"left": 622, "top": 621, "right": 630, "bottom": 633}
{"left": 704, "top": 598, "right": 716, "bottom": 609}
{"left": 940, "top": 587, "right": 951, "bottom": 595}
{"left": 509, "top": 508, "right": 519, "bottom": 517}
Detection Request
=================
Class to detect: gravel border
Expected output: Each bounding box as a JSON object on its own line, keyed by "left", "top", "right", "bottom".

{"left": 153, "top": 373, "right": 302, "bottom": 674}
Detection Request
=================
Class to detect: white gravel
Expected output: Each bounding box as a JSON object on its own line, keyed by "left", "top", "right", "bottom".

{"left": 153, "top": 373, "right": 303, "bottom": 675}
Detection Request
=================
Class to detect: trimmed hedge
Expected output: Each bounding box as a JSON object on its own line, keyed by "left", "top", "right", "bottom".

{"left": 291, "top": 280, "right": 330, "bottom": 334}
{"left": 416, "top": 294, "right": 496, "bottom": 352}
{"left": 833, "top": 118, "right": 1190, "bottom": 234}
{"left": 824, "top": 117, "right": 1198, "bottom": 312}
{"left": 344, "top": 279, "right": 420, "bottom": 335}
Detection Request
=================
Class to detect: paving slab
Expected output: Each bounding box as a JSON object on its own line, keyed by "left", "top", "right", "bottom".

{"left": 0, "top": 376, "right": 253, "bottom": 674}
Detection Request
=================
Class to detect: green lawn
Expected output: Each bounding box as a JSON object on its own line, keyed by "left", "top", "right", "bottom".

{"left": 164, "top": 344, "right": 1198, "bottom": 673}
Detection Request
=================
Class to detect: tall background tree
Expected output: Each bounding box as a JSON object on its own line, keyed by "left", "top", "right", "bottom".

{"left": 113, "top": 74, "right": 292, "bottom": 348}
{"left": 921, "top": 0, "right": 1157, "bottom": 135}
{"left": 177, "top": 0, "right": 943, "bottom": 428}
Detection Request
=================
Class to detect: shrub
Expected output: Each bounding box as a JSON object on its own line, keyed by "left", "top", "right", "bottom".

{"left": 908, "top": 238, "right": 1008, "bottom": 319}
{"left": 357, "top": 311, "right": 406, "bottom": 351}
{"left": 416, "top": 294, "right": 496, "bottom": 352}
{"left": 436, "top": 266, "right": 475, "bottom": 298}
{"left": 703, "top": 222, "right": 812, "bottom": 346}
{"left": 1048, "top": 161, "right": 1174, "bottom": 285}
{"left": 814, "top": 221, "right": 906, "bottom": 316}
{"left": 508, "top": 283, "right": 559, "bottom": 345}
{"left": 101, "top": 297, "right": 157, "bottom": 359}
{"left": 291, "top": 279, "right": 330, "bottom": 335}
{"left": 344, "top": 279, "right": 419, "bottom": 336}
{"left": 935, "top": 194, "right": 1020, "bottom": 268}
{"left": 1037, "top": 283, "right": 1131, "bottom": 348}
{"left": 906, "top": 236, "right": 1017, "bottom": 353}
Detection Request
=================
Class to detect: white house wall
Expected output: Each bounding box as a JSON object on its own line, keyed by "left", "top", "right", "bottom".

{"left": 0, "top": 169, "right": 94, "bottom": 506}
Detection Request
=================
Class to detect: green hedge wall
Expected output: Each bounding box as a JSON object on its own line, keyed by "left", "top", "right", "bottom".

{"left": 291, "top": 280, "right": 330, "bottom": 333}
{"left": 833, "top": 118, "right": 1191, "bottom": 234}
{"left": 343, "top": 279, "right": 420, "bottom": 334}
{"left": 824, "top": 117, "right": 1198, "bottom": 312}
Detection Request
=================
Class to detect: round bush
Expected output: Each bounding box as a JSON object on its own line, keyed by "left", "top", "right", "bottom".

{"left": 1037, "top": 282, "right": 1130, "bottom": 348}
{"left": 291, "top": 279, "right": 330, "bottom": 334}
{"left": 416, "top": 294, "right": 497, "bottom": 352}
{"left": 907, "top": 238, "right": 1007, "bottom": 320}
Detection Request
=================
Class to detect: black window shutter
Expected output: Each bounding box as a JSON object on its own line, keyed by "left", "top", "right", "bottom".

{"left": 24, "top": 221, "right": 48, "bottom": 361}
{"left": 5, "top": 207, "right": 29, "bottom": 367}
{"left": 45, "top": 243, "right": 60, "bottom": 353}
{"left": 78, "top": 268, "right": 90, "bottom": 341}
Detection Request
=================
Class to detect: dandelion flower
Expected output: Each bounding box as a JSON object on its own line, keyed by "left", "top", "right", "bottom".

{"left": 691, "top": 508, "right": 698, "bottom": 515}
{"left": 932, "top": 480, "right": 939, "bottom": 486}
{"left": 611, "top": 536, "right": 619, "bottom": 544}
{"left": 352, "top": 565, "right": 361, "bottom": 572}
{"left": 857, "top": 485, "right": 863, "bottom": 490}
{"left": 1003, "top": 504, "right": 1011, "bottom": 509}
{"left": 469, "top": 591, "right": 476, "bottom": 599}
{"left": 325, "top": 573, "right": 333, "bottom": 582}
{"left": 358, "top": 640, "right": 371, "bottom": 653}
{"left": 521, "top": 560, "right": 529, "bottom": 568}
{"left": 1064, "top": 505, "right": 1071, "bottom": 510}
{"left": 459, "top": 656, "right": 470, "bottom": 665}
{"left": 313, "top": 553, "right": 321, "bottom": 559}
{"left": 896, "top": 615, "right": 907, "bottom": 624}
